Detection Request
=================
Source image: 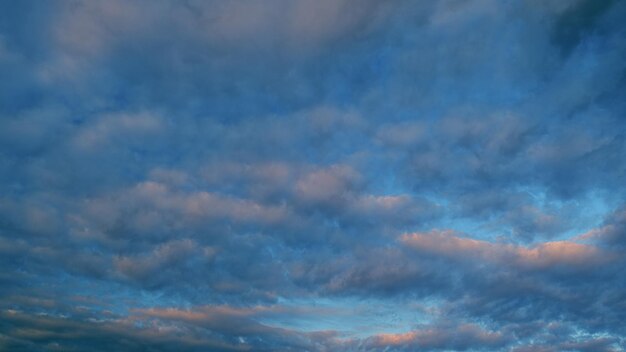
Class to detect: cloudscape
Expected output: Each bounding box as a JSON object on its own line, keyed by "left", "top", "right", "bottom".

{"left": 1, "top": 1, "right": 625, "bottom": 351}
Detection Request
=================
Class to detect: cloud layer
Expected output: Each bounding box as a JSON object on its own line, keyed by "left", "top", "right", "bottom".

{"left": 1, "top": 0, "right": 626, "bottom": 351}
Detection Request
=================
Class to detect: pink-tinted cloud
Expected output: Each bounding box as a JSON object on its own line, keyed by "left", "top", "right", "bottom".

{"left": 367, "top": 323, "right": 506, "bottom": 350}
{"left": 400, "top": 229, "right": 608, "bottom": 269}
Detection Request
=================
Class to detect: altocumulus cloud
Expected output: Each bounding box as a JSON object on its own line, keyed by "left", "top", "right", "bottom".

{"left": 1, "top": 0, "right": 626, "bottom": 351}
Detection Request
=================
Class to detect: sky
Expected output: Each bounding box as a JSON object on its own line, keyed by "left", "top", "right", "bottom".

{"left": 0, "top": 0, "right": 625, "bottom": 351}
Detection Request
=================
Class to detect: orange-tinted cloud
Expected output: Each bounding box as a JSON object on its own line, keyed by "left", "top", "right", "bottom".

{"left": 400, "top": 229, "right": 608, "bottom": 269}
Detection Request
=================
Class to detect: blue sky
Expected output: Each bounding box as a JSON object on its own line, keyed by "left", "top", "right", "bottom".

{"left": 1, "top": 0, "right": 626, "bottom": 351}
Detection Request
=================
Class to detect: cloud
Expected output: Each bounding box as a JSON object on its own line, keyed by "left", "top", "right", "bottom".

{"left": 400, "top": 229, "right": 608, "bottom": 270}
{"left": 580, "top": 205, "right": 626, "bottom": 247}
{"left": 364, "top": 323, "right": 508, "bottom": 351}
{"left": 114, "top": 239, "right": 215, "bottom": 285}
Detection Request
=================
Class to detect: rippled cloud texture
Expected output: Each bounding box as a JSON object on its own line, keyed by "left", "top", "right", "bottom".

{"left": 1, "top": 0, "right": 626, "bottom": 351}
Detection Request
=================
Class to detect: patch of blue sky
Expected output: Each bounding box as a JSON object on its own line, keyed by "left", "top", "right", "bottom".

{"left": 259, "top": 296, "right": 434, "bottom": 338}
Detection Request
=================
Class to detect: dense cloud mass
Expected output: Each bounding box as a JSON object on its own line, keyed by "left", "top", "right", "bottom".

{"left": 1, "top": 0, "right": 626, "bottom": 351}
